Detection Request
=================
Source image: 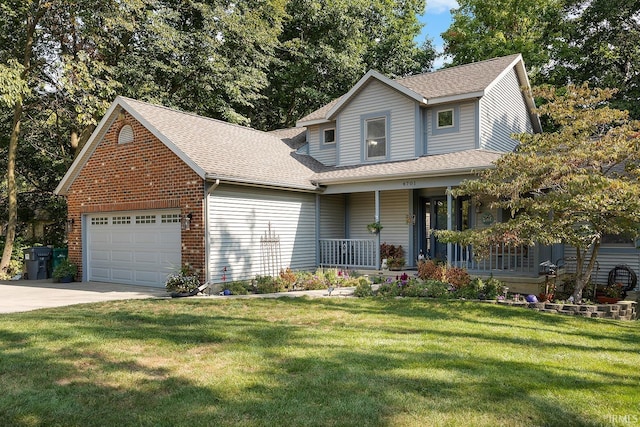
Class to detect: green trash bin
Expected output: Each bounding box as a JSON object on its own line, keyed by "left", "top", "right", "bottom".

{"left": 52, "top": 248, "right": 69, "bottom": 274}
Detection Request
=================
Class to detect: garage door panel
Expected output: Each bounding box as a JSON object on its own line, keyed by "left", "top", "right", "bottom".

{"left": 91, "top": 250, "right": 111, "bottom": 262}
{"left": 134, "top": 232, "right": 159, "bottom": 244}
{"left": 87, "top": 210, "right": 180, "bottom": 287}
{"left": 135, "top": 270, "right": 161, "bottom": 285}
{"left": 134, "top": 251, "right": 158, "bottom": 264}
{"left": 90, "top": 267, "right": 111, "bottom": 282}
{"left": 160, "top": 232, "right": 181, "bottom": 245}
{"left": 112, "top": 250, "right": 134, "bottom": 263}
{"left": 90, "top": 232, "right": 111, "bottom": 244}
{"left": 111, "top": 231, "right": 133, "bottom": 244}
{"left": 111, "top": 269, "right": 134, "bottom": 282}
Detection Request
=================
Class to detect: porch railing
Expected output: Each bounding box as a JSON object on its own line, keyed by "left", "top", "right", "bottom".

{"left": 450, "top": 243, "right": 537, "bottom": 275}
{"left": 319, "top": 239, "right": 378, "bottom": 269}
{"left": 318, "top": 240, "right": 536, "bottom": 275}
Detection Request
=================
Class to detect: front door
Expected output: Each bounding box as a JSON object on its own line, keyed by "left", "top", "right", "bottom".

{"left": 420, "top": 197, "right": 470, "bottom": 262}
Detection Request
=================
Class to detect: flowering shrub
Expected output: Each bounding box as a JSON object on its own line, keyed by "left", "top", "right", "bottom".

{"left": 224, "top": 280, "right": 251, "bottom": 295}
{"left": 296, "top": 270, "right": 328, "bottom": 290}
{"left": 455, "top": 278, "right": 482, "bottom": 299}
{"left": 444, "top": 266, "right": 471, "bottom": 288}
{"left": 602, "top": 282, "right": 624, "bottom": 298}
{"left": 353, "top": 278, "right": 374, "bottom": 297}
{"left": 165, "top": 266, "right": 200, "bottom": 293}
{"left": 255, "top": 275, "right": 287, "bottom": 294}
{"left": 279, "top": 268, "right": 297, "bottom": 289}
{"left": 380, "top": 243, "right": 404, "bottom": 261}
{"left": 417, "top": 260, "right": 445, "bottom": 281}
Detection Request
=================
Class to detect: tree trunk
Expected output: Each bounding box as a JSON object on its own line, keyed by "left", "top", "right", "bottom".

{"left": 0, "top": 100, "right": 22, "bottom": 274}
{"left": 572, "top": 240, "right": 601, "bottom": 303}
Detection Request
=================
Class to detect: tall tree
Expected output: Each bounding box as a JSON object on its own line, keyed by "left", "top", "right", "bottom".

{"left": 0, "top": 0, "right": 126, "bottom": 274}
{"left": 441, "top": 0, "right": 564, "bottom": 77}
{"left": 549, "top": 0, "right": 640, "bottom": 118}
{"left": 113, "top": 0, "right": 286, "bottom": 125}
{"left": 437, "top": 85, "right": 640, "bottom": 303}
{"left": 251, "top": 0, "right": 435, "bottom": 130}
{"left": 0, "top": 0, "right": 49, "bottom": 275}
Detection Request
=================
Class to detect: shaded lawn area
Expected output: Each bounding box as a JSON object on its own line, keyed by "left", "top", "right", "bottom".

{"left": 0, "top": 297, "right": 639, "bottom": 427}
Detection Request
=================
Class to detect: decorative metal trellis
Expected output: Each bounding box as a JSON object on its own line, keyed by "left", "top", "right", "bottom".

{"left": 260, "top": 222, "right": 282, "bottom": 277}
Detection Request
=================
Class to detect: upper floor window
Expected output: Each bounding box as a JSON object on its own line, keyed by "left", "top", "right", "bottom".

{"left": 432, "top": 106, "right": 460, "bottom": 135}
{"left": 365, "top": 116, "right": 387, "bottom": 160}
{"left": 323, "top": 128, "right": 335, "bottom": 144}
{"left": 437, "top": 109, "right": 454, "bottom": 129}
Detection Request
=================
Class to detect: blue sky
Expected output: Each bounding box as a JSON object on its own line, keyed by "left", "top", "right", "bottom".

{"left": 418, "top": 0, "right": 458, "bottom": 68}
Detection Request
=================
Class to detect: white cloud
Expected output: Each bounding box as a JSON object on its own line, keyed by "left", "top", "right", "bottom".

{"left": 425, "top": 0, "right": 459, "bottom": 14}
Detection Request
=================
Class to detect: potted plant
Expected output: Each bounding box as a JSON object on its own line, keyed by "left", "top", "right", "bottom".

{"left": 165, "top": 265, "right": 206, "bottom": 297}
{"left": 387, "top": 257, "right": 406, "bottom": 271}
{"left": 367, "top": 222, "right": 383, "bottom": 234}
{"left": 52, "top": 259, "right": 77, "bottom": 283}
{"left": 597, "top": 283, "right": 623, "bottom": 303}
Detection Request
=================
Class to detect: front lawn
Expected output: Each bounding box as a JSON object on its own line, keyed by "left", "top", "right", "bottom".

{"left": 0, "top": 298, "right": 638, "bottom": 426}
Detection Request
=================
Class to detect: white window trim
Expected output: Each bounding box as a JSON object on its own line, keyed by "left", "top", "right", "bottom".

{"left": 360, "top": 111, "right": 390, "bottom": 162}
{"left": 437, "top": 109, "right": 455, "bottom": 129}
{"left": 322, "top": 127, "right": 336, "bottom": 145}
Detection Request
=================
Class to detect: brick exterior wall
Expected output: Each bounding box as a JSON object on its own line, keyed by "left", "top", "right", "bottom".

{"left": 65, "top": 111, "right": 206, "bottom": 280}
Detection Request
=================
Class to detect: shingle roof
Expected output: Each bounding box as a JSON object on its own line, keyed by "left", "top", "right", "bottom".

{"left": 311, "top": 149, "right": 502, "bottom": 184}
{"left": 268, "top": 127, "right": 307, "bottom": 150}
{"left": 120, "top": 98, "right": 325, "bottom": 190}
{"left": 298, "top": 54, "right": 522, "bottom": 125}
{"left": 396, "top": 54, "right": 521, "bottom": 101}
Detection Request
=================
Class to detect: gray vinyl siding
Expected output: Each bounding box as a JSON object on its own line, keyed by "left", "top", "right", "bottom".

{"left": 348, "top": 192, "right": 375, "bottom": 239}
{"left": 319, "top": 195, "right": 345, "bottom": 239}
{"left": 308, "top": 124, "right": 337, "bottom": 166}
{"left": 346, "top": 190, "right": 409, "bottom": 249}
{"left": 564, "top": 246, "right": 640, "bottom": 286}
{"left": 208, "top": 185, "right": 317, "bottom": 282}
{"left": 479, "top": 67, "right": 534, "bottom": 152}
{"left": 426, "top": 102, "right": 476, "bottom": 155}
{"left": 337, "top": 80, "right": 417, "bottom": 166}
{"left": 379, "top": 190, "right": 410, "bottom": 250}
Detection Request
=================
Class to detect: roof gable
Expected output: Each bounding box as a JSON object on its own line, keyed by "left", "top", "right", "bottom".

{"left": 325, "top": 70, "right": 427, "bottom": 120}
{"left": 55, "top": 97, "right": 322, "bottom": 195}
{"left": 297, "top": 53, "right": 541, "bottom": 131}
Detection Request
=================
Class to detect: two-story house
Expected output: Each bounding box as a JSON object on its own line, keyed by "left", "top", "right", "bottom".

{"left": 56, "top": 54, "right": 550, "bottom": 288}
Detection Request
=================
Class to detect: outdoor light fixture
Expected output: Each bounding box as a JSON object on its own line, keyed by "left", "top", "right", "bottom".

{"left": 182, "top": 213, "right": 193, "bottom": 230}
{"left": 65, "top": 218, "right": 75, "bottom": 234}
{"left": 406, "top": 213, "right": 416, "bottom": 225}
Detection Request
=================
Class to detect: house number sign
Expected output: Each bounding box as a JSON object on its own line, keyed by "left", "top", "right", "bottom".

{"left": 402, "top": 180, "right": 417, "bottom": 187}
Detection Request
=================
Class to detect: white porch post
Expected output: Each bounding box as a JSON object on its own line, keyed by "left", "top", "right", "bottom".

{"left": 315, "top": 194, "right": 320, "bottom": 267}
{"left": 446, "top": 186, "right": 452, "bottom": 266}
{"left": 375, "top": 190, "right": 380, "bottom": 269}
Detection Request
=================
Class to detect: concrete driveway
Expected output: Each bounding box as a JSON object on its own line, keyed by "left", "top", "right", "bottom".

{"left": 0, "top": 279, "right": 167, "bottom": 314}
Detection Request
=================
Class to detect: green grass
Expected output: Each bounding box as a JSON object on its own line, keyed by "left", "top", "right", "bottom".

{"left": 0, "top": 298, "right": 639, "bottom": 426}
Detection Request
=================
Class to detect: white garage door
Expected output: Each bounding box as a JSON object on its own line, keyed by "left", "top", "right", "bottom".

{"left": 86, "top": 210, "right": 181, "bottom": 287}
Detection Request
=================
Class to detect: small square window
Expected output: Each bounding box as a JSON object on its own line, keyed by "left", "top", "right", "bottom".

{"left": 437, "top": 109, "right": 454, "bottom": 129}
{"left": 323, "top": 128, "right": 335, "bottom": 144}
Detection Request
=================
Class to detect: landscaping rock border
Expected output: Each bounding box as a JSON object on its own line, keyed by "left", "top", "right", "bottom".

{"left": 491, "top": 299, "right": 637, "bottom": 320}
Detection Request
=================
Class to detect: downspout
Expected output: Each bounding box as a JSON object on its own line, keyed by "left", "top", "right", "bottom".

{"left": 446, "top": 186, "right": 452, "bottom": 266}
{"left": 315, "top": 193, "right": 320, "bottom": 267}
{"left": 204, "top": 179, "right": 220, "bottom": 283}
{"left": 375, "top": 190, "right": 381, "bottom": 269}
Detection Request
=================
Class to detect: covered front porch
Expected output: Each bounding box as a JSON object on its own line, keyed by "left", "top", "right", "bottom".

{"left": 316, "top": 186, "right": 548, "bottom": 279}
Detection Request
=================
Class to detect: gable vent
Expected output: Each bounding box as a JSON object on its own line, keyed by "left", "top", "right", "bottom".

{"left": 118, "top": 124, "right": 134, "bottom": 144}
